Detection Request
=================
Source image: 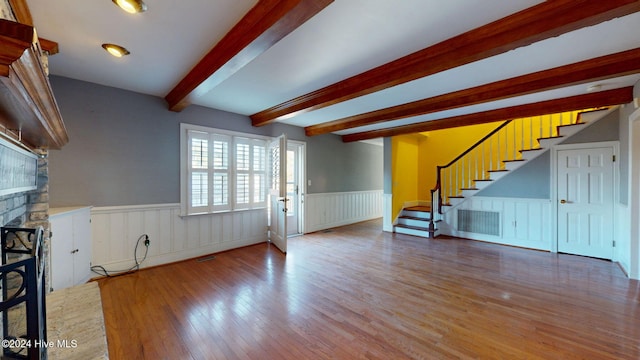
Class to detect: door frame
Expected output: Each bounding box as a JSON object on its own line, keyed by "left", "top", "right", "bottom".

{"left": 550, "top": 141, "right": 619, "bottom": 255}
{"left": 287, "top": 140, "right": 307, "bottom": 235}
{"left": 628, "top": 107, "right": 640, "bottom": 279}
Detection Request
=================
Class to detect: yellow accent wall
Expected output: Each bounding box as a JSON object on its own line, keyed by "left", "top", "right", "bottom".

{"left": 417, "top": 122, "right": 502, "bottom": 201}
{"left": 391, "top": 135, "right": 420, "bottom": 218}
{"left": 392, "top": 122, "right": 501, "bottom": 219}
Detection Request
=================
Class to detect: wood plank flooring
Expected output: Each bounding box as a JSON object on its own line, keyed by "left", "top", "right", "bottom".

{"left": 98, "top": 219, "right": 640, "bottom": 359}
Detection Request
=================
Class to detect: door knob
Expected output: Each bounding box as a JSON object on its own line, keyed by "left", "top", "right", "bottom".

{"left": 560, "top": 199, "right": 567, "bottom": 204}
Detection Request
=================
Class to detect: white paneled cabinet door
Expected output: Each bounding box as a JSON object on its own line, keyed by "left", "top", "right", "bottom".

{"left": 50, "top": 214, "right": 74, "bottom": 291}
{"left": 557, "top": 147, "right": 614, "bottom": 259}
{"left": 50, "top": 207, "right": 92, "bottom": 291}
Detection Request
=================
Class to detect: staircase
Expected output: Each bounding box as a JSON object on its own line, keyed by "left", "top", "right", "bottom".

{"left": 394, "top": 206, "right": 435, "bottom": 237}
{"left": 393, "top": 107, "right": 614, "bottom": 239}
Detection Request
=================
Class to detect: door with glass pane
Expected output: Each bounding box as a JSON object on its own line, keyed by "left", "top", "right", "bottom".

{"left": 286, "top": 145, "right": 299, "bottom": 235}
{"left": 269, "top": 134, "right": 287, "bottom": 253}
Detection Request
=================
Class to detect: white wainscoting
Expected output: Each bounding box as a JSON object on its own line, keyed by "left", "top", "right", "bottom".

{"left": 615, "top": 203, "right": 631, "bottom": 276}
{"left": 91, "top": 204, "right": 268, "bottom": 271}
{"left": 382, "top": 193, "right": 393, "bottom": 232}
{"left": 305, "top": 190, "right": 383, "bottom": 233}
{"left": 440, "top": 197, "right": 552, "bottom": 251}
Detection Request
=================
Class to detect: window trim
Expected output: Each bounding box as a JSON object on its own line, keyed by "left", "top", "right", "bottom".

{"left": 180, "top": 123, "right": 270, "bottom": 216}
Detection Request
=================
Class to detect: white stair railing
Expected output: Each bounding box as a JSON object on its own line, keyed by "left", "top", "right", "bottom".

{"left": 430, "top": 109, "right": 587, "bottom": 219}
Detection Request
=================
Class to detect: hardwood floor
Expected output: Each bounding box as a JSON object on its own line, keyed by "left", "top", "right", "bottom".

{"left": 98, "top": 219, "right": 640, "bottom": 359}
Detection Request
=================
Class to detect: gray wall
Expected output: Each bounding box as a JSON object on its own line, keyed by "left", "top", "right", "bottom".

{"left": 476, "top": 153, "right": 551, "bottom": 198}
{"left": 383, "top": 137, "right": 392, "bottom": 194}
{"left": 478, "top": 109, "right": 620, "bottom": 199}
{"left": 48, "top": 76, "right": 382, "bottom": 207}
{"left": 619, "top": 104, "right": 635, "bottom": 205}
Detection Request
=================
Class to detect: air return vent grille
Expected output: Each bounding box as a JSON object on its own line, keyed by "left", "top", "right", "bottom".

{"left": 457, "top": 210, "right": 500, "bottom": 236}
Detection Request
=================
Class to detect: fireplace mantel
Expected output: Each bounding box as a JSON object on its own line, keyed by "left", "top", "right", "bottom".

{"left": 0, "top": 18, "right": 68, "bottom": 150}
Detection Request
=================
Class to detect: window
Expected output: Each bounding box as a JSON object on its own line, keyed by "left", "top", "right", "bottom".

{"left": 181, "top": 124, "right": 268, "bottom": 215}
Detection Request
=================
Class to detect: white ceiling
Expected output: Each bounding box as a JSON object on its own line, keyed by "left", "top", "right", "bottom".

{"left": 26, "top": 0, "right": 640, "bottom": 138}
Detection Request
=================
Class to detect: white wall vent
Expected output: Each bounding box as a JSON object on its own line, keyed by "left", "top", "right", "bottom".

{"left": 457, "top": 209, "right": 500, "bottom": 236}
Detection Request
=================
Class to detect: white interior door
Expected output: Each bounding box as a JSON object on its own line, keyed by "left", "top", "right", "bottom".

{"left": 269, "top": 134, "right": 287, "bottom": 253}
{"left": 557, "top": 146, "right": 614, "bottom": 259}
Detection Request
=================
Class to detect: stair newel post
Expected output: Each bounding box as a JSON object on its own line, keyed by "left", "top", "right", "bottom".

{"left": 437, "top": 165, "right": 443, "bottom": 213}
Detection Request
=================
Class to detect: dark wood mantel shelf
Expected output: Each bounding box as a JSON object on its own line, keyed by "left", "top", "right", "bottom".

{"left": 0, "top": 18, "right": 68, "bottom": 150}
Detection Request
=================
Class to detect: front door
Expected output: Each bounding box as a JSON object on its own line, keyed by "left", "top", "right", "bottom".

{"left": 269, "top": 134, "right": 287, "bottom": 253}
{"left": 557, "top": 146, "right": 614, "bottom": 259}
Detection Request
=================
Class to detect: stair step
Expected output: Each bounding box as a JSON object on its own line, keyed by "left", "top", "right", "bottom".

{"left": 504, "top": 159, "right": 526, "bottom": 171}
{"left": 398, "top": 216, "right": 431, "bottom": 227}
{"left": 557, "top": 124, "right": 587, "bottom": 138}
{"left": 405, "top": 206, "right": 431, "bottom": 212}
{"left": 401, "top": 209, "right": 431, "bottom": 219}
{"left": 537, "top": 135, "right": 563, "bottom": 141}
{"left": 394, "top": 224, "right": 434, "bottom": 238}
{"left": 557, "top": 122, "right": 586, "bottom": 130}
{"left": 488, "top": 170, "right": 509, "bottom": 181}
{"left": 538, "top": 136, "right": 565, "bottom": 148}
{"left": 448, "top": 196, "right": 465, "bottom": 207}
{"left": 520, "top": 148, "right": 547, "bottom": 161}
{"left": 520, "top": 148, "right": 544, "bottom": 154}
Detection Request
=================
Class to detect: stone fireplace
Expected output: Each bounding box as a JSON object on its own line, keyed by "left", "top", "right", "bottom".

{"left": 0, "top": 148, "right": 50, "bottom": 289}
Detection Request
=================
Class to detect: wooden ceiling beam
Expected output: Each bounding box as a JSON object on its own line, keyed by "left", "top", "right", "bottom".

{"left": 39, "top": 38, "right": 58, "bottom": 55}
{"left": 341, "top": 87, "right": 633, "bottom": 142}
{"left": 165, "top": 0, "right": 333, "bottom": 112}
{"left": 7, "top": 0, "right": 59, "bottom": 55}
{"left": 306, "top": 48, "right": 640, "bottom": 136}
{"left": 252, "top": 0, "right": 640, "bottom": 126}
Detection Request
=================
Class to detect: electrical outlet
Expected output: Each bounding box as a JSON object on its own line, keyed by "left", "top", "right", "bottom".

{"left": 144, "top": 235, "right": 150, "bottom": 247}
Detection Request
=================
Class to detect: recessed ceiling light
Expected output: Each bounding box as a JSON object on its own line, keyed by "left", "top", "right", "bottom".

{"left": 112, "top": 0, "right": 147, "bottom": 14}
{"left": 102, "top": 43, "right": 130, "bottom": 58}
